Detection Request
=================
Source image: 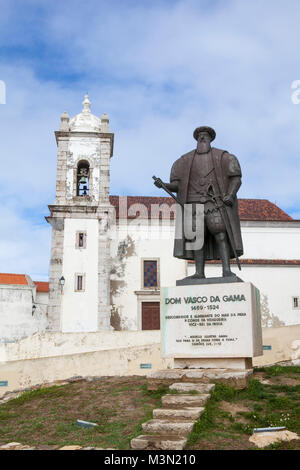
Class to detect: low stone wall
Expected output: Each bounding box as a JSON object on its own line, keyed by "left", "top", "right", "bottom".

{"left": 253, "top": 324, "right": 300, "bottom": 367}
{"left": 0, "top": 325, "right": 299, "bottom": 397}
{"left": 0, "top": 330, "right": 162, "bottom": 362}
{"left": 0, "top": 330, "right": 170, "bottom": 396}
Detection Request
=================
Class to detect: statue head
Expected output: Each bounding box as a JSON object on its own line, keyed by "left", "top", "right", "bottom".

{"left": 193, "top": 126, "right": 216, "bottom": 154}
{"left": 193, "top": 126, "right": 216, "bottom": 142}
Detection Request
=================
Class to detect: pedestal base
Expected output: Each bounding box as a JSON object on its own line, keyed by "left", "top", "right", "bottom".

{"left": 173, "top": 357, "right": 253, "bottom": 370}
{"left": 176, "top": 275, "right": 243, "bottom": 286}
{"left": 147, "top": 368, "right": 253, "bottom": 390}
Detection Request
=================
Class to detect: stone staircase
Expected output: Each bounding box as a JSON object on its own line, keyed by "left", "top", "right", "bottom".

{"left": 130, "top": 382, "right": 215, "bottom": 450}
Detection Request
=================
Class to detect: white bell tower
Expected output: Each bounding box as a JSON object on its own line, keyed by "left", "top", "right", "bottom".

{"left": 47, "top": 94, "right": 114, "bottom": 332}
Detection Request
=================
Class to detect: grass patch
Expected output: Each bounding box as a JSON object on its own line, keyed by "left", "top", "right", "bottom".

{"left": 1, "top": 366, "right": 299, "bottom": 450}
{"left": 0, "top": 377, "right": 165, "bottom": 450}
{"left": 186, "top": 366, "right": 300, "bottom": 450}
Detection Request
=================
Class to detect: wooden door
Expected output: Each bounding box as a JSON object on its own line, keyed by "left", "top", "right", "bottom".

{"left": 142, "top": 302, "right": 160, "bottom": 330}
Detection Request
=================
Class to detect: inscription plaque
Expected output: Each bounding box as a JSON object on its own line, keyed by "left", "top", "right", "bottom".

{"left": 161, "top": 282, "right": 262, "bottom": 359}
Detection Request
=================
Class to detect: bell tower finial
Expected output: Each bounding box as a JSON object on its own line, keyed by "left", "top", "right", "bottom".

{"left": 82, "top": 93, "right": 91, "bottom": 114}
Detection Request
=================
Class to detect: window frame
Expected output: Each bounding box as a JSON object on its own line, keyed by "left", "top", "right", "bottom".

{"left": 292, "top": 296, "right": 300, "bottom": 309}
{"left": 75, "top": 231, "right": 87, "bottom": 249}
{"left": 141, "top": 258, "right": 160, "bottom": 290}
{"left": 74, "top": 273, "right": 86, "bottom": 292}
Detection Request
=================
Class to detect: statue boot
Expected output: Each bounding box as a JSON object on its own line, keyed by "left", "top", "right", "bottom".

{"left": 215, "top": 232, "right": 235, "bottom": 277}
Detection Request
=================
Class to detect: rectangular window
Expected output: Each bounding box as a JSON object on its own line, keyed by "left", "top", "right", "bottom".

{"left": 143, "top": 260, "right": 158, "bottom": 288}
{"left": 293, "top": 297, "right": 299, "bottom": 309}
{"left": 78, "top": 233, "right": 84, "bottom": 247}
{"left": 75, "top": 231, "right": 87, "bottom": 249}
{"left": 77, "top": 275, "right": 83, "bottom": 291}
{"left": 75, "top": 274, "right": 85, "bottom": 292}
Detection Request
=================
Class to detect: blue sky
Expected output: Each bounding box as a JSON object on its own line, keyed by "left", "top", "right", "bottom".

{"left": 1, "top": 0, "right": 300, "bottom": 280}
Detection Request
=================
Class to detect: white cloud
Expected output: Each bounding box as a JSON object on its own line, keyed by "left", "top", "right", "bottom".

{"left": 0, "top": 202, "right": 51, "bottom": 280}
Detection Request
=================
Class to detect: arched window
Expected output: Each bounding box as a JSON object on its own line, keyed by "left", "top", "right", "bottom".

{"left": 77, "top": 161, "right": 90, "bottom": 196}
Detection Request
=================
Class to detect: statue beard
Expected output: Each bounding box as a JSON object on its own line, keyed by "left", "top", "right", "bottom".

{"left": 196, "top": 141, "right": 211, "bottom": 154}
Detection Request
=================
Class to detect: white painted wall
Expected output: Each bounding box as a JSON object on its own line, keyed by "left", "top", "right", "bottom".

{"left": 35, "top": 291, "right": 48, "bottom": 316}
{"left": 61, "top": 218, "right": 99, "bottom": 332}
{"left": 111, "top": 221, "right": 186, "bottom": 330}
{"left": 0, "top": 330, "right": 171, "bottom": 396}
{"left": 187, "top": 264, "right": 300, "bottom": 327}
{"left": 0, "top": 285, "right": 48, "bottom": 342}
{"left": 241, "top": 222, "right": 300, "bottom": 259}
{"left": 111, "top": 219, "right": 300, "bottom": 330}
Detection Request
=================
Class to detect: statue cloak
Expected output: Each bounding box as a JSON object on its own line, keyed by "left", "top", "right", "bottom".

{"left": 170, "top": 147, "right": 244, "bottom": 261}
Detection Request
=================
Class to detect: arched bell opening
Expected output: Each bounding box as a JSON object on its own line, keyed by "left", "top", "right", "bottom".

{"left": 77, "top": 160, "right": 90, "bottom": 196}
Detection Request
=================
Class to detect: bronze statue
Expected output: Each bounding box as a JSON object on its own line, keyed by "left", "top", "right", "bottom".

{"left": 153, "top": 126, "right": 243, "bottom": 281}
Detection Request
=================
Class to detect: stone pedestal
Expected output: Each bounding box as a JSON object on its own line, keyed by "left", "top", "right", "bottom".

{"left": 173, "top": 357, "right": 253, "bottom": 370}
{"left": 161, "top": 282, "right": 263, "bottom": 370}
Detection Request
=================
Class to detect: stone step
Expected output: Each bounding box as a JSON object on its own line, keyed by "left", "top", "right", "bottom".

{"left": 142, "top": 419, "right": 194, "bottom": 436}
{"left": 131, "top": 434, "right": 187, "bottom": 450}
{"left": 162, "top": 393, "right": 210, "bottom": 408}
{"left": 148, "top": 368, "right": 252, "bottom": 390}
{"left": 153, "top": 407, "right": 204, "bottom": 420}
{"left": 169, "top": 382, "right": 215, "bottom": 393}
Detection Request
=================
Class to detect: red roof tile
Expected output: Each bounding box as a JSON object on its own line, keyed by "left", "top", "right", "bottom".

{"left": 109, "top": 196, "right": 293, "bottom": 221}
{"left": 34, "top": 281, "right": 49, "bottom": 293}
{"left": 188, "top": 259, "right": 300, "bottom": 266}
{"left": 237, "top": 199, "right": 292, "bottom": 221}
{"left": 0, "top": 273, "right": 28, "bottom": 285}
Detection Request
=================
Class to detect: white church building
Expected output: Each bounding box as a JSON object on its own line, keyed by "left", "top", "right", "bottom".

{"left": 1, "top": 95, "right": 300, "bottom": 342}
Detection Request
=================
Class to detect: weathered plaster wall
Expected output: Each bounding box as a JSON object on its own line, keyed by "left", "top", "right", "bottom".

{"left": 0, "top": 286, "right": 48, "bottom": 342}
{"left": 110, "top": 221, "right": 186, "bottom": 330}
{"left": 35, "top": 291, "right": 49, "bottom": 315}
{"left": 0, "top": 330, "right": 161, "bottom": 361}
{"left": 253, "top": 324, "right": 300, "bottom": 366}
{"left": 0, "top": 330, "right": 171, "bottom": 396}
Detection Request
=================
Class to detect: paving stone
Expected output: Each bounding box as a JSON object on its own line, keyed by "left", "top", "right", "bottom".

{"left": 153, "top": 407, "right": 204, "bottom": 420}
{"left": 249, "top": 430, "right": 300, "bottom": 448}
{"left": 185, "top": 369, "right": 252, "bottom": 389}
{"left": 131, "top": 435, "right": 187, "bottom": 450}
{"left": 142, "top": 419, "right": 194, "bottom": 436}
{"left": 148, "top": 370, "right": 186, "bottom": 380}
{"left": 66, "top": 376, "right": 84, "bottom": 383}
{"left": 162, "top": 393, "right": 210, "bottom": 407}
{"left": 36, "top": 445, "right": 61, "bottom": 450}
{"left": 0, "top": 442, "right": 22, "bottom": 450}
{"left": 169, "top": 382, "right": 215, "bottom": 393}
{"left": 0, "top": 393, "right": 22, "bottom": 404}
{"left": 59, "top": 445, "right": 83, "bottom": 450}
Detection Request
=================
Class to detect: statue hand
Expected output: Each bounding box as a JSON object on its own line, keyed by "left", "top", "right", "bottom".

{"left": 154, "top": 178, "right": 163, "bottom": 188}
{"left": 223, "top": 194, "right": 234, "bottom": 206}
